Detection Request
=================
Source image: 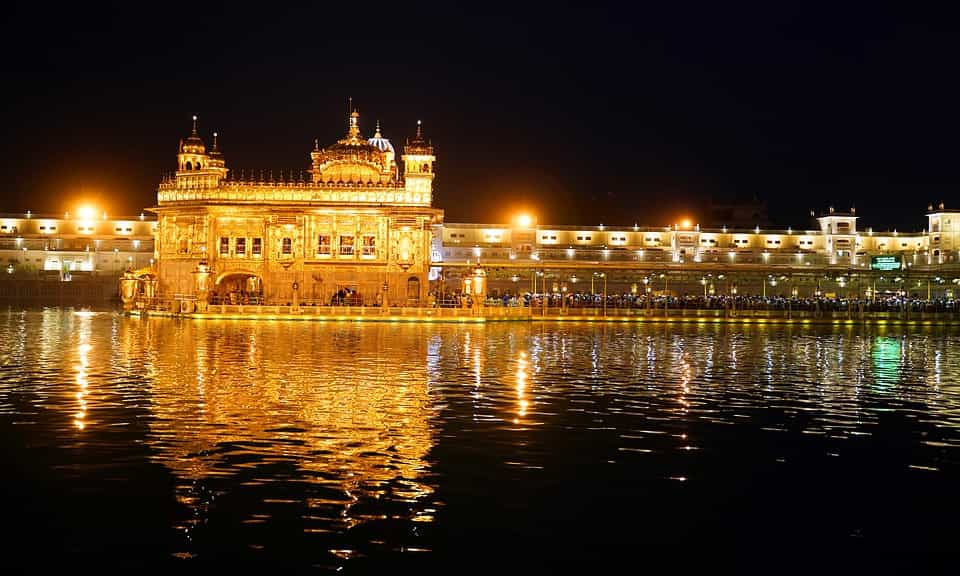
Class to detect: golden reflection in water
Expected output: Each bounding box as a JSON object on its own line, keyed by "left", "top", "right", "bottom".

{"left": 73, "top": 313, "right": 93, "bottom": 431}
{"left": 515, "top": 350, "right": 529, "bottom": 424}
{"left": 137, "top": 319, "right": 437, "bottom": 534}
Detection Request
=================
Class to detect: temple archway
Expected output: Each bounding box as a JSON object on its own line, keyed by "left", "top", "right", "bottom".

{"left": 214, "top": 272, "right": 263, "bottom": 305}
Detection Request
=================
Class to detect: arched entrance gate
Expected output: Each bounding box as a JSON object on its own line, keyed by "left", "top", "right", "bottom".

{"left": 214, "top": 272, "right": 263, "bottom": 305}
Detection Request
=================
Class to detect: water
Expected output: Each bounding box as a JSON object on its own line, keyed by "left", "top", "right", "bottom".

{"left": 1, "top": 308, "right": 958, "bottom": 573}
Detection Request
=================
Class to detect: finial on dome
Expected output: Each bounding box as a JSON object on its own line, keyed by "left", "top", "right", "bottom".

{"left": 416, "top": 119, "right": 422, "bottom": 139}
{"left": 191, "top": 115, "right": 198, "bottom": 135}
{"left": 374, "top": 120, "right": 382, "bottom": 139}
{"left": 347, "top": 103, "right": 360, "bottom": 138}
{"left": 211, "top": 131, "right": 219, "bottom": 151}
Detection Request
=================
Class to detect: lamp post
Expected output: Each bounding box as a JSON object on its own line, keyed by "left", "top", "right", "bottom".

{"left": 663, "top": 273, "right": 669, "bottom": 315}
{"left": 601, "top": 272, "right": 606, "bottom": 316}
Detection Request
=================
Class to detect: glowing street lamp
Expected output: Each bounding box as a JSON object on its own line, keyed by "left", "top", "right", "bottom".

{"left": 515, "top": 214, "right": 534, "bottom": 228}
{"left": 77, "top": 206, "right": 97, "bottom": 220}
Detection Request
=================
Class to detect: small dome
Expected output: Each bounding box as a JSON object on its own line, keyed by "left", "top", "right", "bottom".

{"left": 367, "top": 121, "right": 395, "bottom": 153}
{"left": 368, "top": 135, "right": 394, "bottom": 153}
{"left": 180, "top": 135, "right": 206, "bottom": 154}
{"left": 404, "top": 119, "right": 432, "bottom": 154}
{"left": 208, "top": 131, "right": 222, "bottom": 158}
{"left": 180, "top": 116, "right": 206, "bottom": 154}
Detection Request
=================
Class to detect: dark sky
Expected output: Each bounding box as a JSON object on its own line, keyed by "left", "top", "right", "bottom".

{"left": 3, "top": 2, "right": 956, "bottom": 231}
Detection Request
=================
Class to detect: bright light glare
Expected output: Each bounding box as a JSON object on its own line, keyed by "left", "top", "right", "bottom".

{"left": 681, "top": 219, "right": 691, "bottom": 228}
{"left": 516, "top": 214, "right": 532, "bottom": 227}
{"left": 77, "top": 206, "right": 97, "bottom": 220}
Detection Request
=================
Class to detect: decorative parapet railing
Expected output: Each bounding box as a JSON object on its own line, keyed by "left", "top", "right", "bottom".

{"left": 157, "top": 179, "right": 431, "bottom": 206}
{"left": 437, "top": 245, "right": 953, "bottom": 270}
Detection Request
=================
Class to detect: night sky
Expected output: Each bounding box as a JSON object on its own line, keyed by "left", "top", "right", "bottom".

{"left": 3, "top": 3, "right": 956, "bottom": 231}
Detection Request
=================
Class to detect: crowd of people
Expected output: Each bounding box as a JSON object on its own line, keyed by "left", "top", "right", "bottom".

{"left": 208, "top": 287, "right": 957, "bottom": 313}
{"left": 432, "top": 290, "right": 959, "bottom": 313}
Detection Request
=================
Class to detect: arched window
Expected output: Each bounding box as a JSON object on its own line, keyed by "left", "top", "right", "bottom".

{"left": 196, "top": 162, "right": 202, "bottom": 170}
{"left": 185, "top": 161, "right": 192, "bottom": 170}
{"left": 422, "top": 163, "right": 429, "bottom": 173}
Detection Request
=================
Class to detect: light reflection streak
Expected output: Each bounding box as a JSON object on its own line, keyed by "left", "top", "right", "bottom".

{"left": 515, "top": 350, "right": 529, "bottom": 423}
{"left": 73, "top": 319, "right": 92, "bottom": 431}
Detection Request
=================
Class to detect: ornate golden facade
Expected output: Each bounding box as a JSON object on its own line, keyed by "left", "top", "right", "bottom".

{"left": 150, "top": 112, "right": 443, "bottom": 306}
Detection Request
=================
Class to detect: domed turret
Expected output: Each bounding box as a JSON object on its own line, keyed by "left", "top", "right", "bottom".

{"left": 174, "top": 115, "right": 227, "bottom": 183}
{"left": 402, "top": 120, "right": 435, "bottom": 202}
{"left": 404, "top": 119, "right": 433, "bottom": 156}
{"left": 177, "top": 115, "right": 209, "bottom": 171}
{"left": 205, "top": 131, "right": 228, "bottom": 179}
{"left": 179, "top": 115, "right": 206, "bottom": 155}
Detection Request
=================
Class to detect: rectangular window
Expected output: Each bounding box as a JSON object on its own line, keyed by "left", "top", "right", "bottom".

{"left": 220, "top": 237, "right": 229, "bottom": 255}
{"left": 252, "top": 237, "right": 262, "bottom": 256}
{"left": 339, "top": 235, "right": 354, "bottom": 255}
{"left": 362, "top": 235, "right": 376, "bottom": 256}
{"left": 236, "top": 237, "right": 246, "bottom": 255}
{"left": 317, "top": 234, "right": 331, "bottom": 255}
{"left": 282, "top": 237, "right": 292, "bottom": 255}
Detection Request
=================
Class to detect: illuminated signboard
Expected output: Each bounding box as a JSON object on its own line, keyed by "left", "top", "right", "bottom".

{"left": 871, "top": 255, "right": 901, "bottom": 271}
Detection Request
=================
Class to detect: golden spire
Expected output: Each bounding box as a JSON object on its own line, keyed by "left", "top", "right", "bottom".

{"left": 374, "top": 120, "right": 382, "bottom": 139}
{"left": 191, "top": 114, "right": 198, "bottom": 135}
{"left": 348, "top": 110, "right": 361, "bottom": 140}
{"left": 416, "top": 119, "right": 422, "bottom": 139}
